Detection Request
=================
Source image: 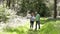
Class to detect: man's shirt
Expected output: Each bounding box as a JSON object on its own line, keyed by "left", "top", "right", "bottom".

{"left": 36, "top": 14, "right": 40, "bottom": 21}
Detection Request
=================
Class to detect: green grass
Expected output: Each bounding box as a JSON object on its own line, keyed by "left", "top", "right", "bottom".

{"left": 0, "top": 18, "right": 60, "bottom": 34}
{"left": 40, "top": 18, "right": 60, "bottom": 34}
{"left": 40, "top": 20, "right": 60, "bottom": 34}
{"left": 40, "top": 18, "right": 56, "bottom": 24}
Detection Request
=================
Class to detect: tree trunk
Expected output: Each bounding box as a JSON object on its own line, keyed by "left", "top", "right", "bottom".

{"left": 12, "top": 0, "right": 15, "bottom": 10}
{"left": 3, "top": 0, "right": 5, "bottom": 7}
{"left": 6, "top": 0, "right": 11, "bottom": 8}
{"left": 54, "top": 0, "right": 57, "bottom": 19}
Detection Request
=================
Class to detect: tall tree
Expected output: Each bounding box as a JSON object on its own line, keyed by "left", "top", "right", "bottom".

{"left": 54, "top": 0, "right": 57, "bottom": 18}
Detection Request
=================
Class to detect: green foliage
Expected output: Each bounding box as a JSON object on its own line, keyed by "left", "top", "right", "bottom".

{"left": 39, "top": 4, "right": 50, "bottom": 17}
{"left": 0, "top": 7, "right": 10, "bottom": 22}
{"left": 16, "top": 0, "right": 51, "bottom": 17}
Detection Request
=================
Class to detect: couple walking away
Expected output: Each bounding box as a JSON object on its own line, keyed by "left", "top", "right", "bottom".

{"left": 30, "top": 12, "right": 40, "bottom": 30}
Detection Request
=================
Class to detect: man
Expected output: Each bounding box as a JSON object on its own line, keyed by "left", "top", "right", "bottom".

{"left": 35, "top": 12, "right": 40, "bottom": 30}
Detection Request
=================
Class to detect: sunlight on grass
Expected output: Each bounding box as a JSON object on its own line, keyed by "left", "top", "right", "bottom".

{"left": 40, "top": 18, "right": 48, "bottom": 20}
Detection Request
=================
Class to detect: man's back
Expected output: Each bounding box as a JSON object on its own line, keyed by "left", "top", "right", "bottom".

{"left": 36, "top": 14, "right": 40, "bottom": 21}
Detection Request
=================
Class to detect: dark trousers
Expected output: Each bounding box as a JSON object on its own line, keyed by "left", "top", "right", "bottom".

{"left": 35, "top": 21, "right": 40, "bottom": 30}
{"left": 30, "top": 21, "right": 34, "bottom": 29}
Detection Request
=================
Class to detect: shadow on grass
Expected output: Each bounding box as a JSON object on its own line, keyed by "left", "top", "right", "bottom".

{"left": 27, "top": 29, "right": 40, "bottom": 34}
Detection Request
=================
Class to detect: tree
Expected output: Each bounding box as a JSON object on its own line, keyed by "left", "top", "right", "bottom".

{"left": 16, "top": 0, "right": 50, "bottom": 17}
{"left": 11, "top": 0, "right": 15, "bottom": 10}
{"left": 6, "top": 0, "right": 11, "bottom": 8}
{"left": 54, "top": 0, "right": 57, "bottom": 18}
{"left": 0, "top": 7, "right": 10, "bottom": 22}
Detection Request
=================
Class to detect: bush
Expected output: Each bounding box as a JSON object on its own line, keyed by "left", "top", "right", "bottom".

{"left": 0, "top": 7, "right": 10, "bottom": 22}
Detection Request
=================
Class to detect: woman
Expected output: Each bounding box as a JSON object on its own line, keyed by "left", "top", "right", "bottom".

{"left": 30, "top": 12, "right": 35, "bottom": 29}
